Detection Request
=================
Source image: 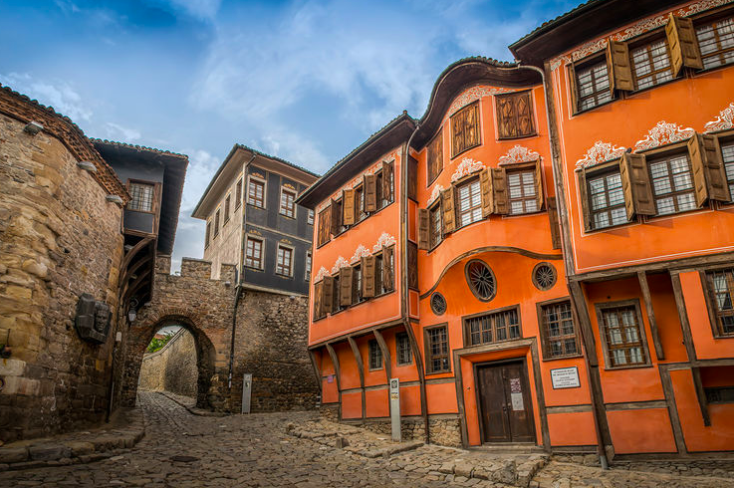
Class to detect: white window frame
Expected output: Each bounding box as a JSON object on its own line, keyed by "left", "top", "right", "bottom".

{"left": 247, "top": 174, "right": 267, "bottom": 209}
{"left": 279, "top": 186, "right": 298, "bottom": 219}
{"left": 245, "top": 236, "right": 265, "bottom": 270}
{"left": 275, "top": 243, "right": 295, "bottom": 277}
{"left": 305, "top": 251, "right": 312, "bottom": 281}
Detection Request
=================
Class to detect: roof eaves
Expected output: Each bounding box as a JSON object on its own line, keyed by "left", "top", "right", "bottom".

{"left": 89, "top": 138, "right": 189, "bottom": 159}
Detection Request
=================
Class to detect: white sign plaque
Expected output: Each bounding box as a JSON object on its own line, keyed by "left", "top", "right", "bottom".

{"left": 550, "top": 367, "right": 580, "bottom": 389}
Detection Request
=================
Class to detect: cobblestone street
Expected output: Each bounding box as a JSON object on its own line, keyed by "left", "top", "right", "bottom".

{"left": 2, "top": 391, "right": 734, "bottom": 487}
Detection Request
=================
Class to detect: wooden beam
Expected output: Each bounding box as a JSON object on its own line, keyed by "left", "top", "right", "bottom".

{"left": 325, "top": 343, "right": 342, "bottom": 395}
{"left": 691, "top": 366, "right": 711, "bottom": 427}
{"left": 403, "top": 321, "right": 429, "bottom": 443}
{"left": 308, "top": 350, "right": 322, "bottom": 393}
{"left": 637, "top": 271, "right": 665, "bottom": 360}
{"left": 568, "top": 281, "right": 597, "bottom": 366}
{"left": 659, "top": 366, "right": 688, "bottom": 454}
{"left": 121, "top": 237, "right": 153, "bottom": 271}
{"left": 670, "top": 271, "right": 698, "bottom": 362}
{"left": 123, "top": 268, "right": 152, "bottom": 302}
{"left": 373, "top": 329, "right": 392, "bottom": 380}
{"left": 347, "top": 336, "right": 366, "bottom": 420}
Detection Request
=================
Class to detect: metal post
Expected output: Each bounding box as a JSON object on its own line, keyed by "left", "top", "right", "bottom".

{"left": 390, "top": 378, "right": 401, "bottom": 442}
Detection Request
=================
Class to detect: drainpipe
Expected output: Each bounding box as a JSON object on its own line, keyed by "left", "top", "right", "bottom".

{"left": 227, "top": 153, "right": 257, "bottom": 403}
{"left": 515, "top": 61, "right": 609, "bottom": 470}
{"left": 402, "top": 121, "right": 431, "bottom": 442}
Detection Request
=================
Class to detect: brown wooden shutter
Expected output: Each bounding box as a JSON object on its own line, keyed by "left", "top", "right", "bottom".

{"left": 339, "top": 267, "right": 354, "bottom": 306}
{"left": 568, "top": 63, "right": 580, "bottom": 115}
{"left": 407, "top": 241, "right": 418, "bottom": 290}
{"left": 408, "top": 156, "right": 418, "bottom": 201}
{"left": 364, "top": 174, "right": 377, "bottom": 212}
{"left": 480, "top": 167, "right": 494, "bottom": 217}
{"left": 516, "top": 92, "right": 535, "bottom": 137}
{"left": 688, "top": 134, "right": 710, "bottom": 207}
{"left": 465, "top": 102, "right": 480, "bottom": 148}
{"left": 418, "top": 208, "right": 430, "bottom": 250}
{"left": 492, "top": 168, "right": 509, "bottom": 214}
{"left": 534, "top": 160, "right": 545, "bottom": 211}
{"left": 702, "top": 135, "right": 731, "bottom": 202}
{"left": 330, "top": 198, "right": 340, "bottom": 234}
{"left": 382, "top": 161, "right": 393, "bottom": 202}
{"left": 319, "top": 206, "right": 332, "bottom": 245}
{"left": 322, "top": 276, "right": 334, "bottom": 315}
{"left": 382, "top": 246, "right": 394, "bottom": 292}
{"left": 428, "top": 131, "right": 443, "bottom": 183}
{"left": 578, "top": 170, "right": 593, "bottom": 232}
{"left": 547, "top": 196, "right": 562, "bottom": 249}
{"left": 666, "top": 13, "right": 703, "bottom": 77}
{"left": 619, "top": 152, "right": 655, "bottom": 220}
{"left": 441, "top": 187, "right": 455, "bottom": 233}
{"left": 452, "top": 108, "right": 466, "bottom": 157}
{"left": 606, "top": 40, "right": 634, "bottom": 92}
{"left": 361, "top": 255, "right": 376, "bottom": 298}
{"left": 313, "top": 281, "right": 322, "bottom": 319}
{"left": 343, "top": 189, "right": 355, "bottom": 225}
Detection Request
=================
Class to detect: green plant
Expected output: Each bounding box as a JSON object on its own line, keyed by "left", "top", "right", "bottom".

{"left": 147, "top": 332, "right": 174, "bottom": 353}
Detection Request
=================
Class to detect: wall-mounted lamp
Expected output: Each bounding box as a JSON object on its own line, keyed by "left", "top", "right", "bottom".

{"left": 224, "top": 281, "right": 231, "bottom": 287}
{"left": 128, "top": 308, "right": 137, "bottom": 323}
{"left": 23, "top": 121, "right": 43, "bottom": 135}
{"left": 106, "top": 195, "right": 124, "bottom": 206}
{"left": 77, "top": 161, "right": 97, "bottom": 173}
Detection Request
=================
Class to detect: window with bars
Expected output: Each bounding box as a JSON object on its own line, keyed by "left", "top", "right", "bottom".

{"left": 224, "top": 194, "right": 231, "bottom": 223}
{"left": 722, "top": 142, "right": 734, "bottom": 202}
{"left": 539, "top": 301, "right": 580, "bottom": 359}
{"left": 696, "top": 15, "right": 734, "bottom": 70}
{"left": 457, "top": 178, "right": 482, "bottom": 227}
{"left": 588, "top": 170, "right": 627, "bottom": 229}
{"left": 705, "top": 268, "right": 734, "bottom": 337}
{"left": 280, "top": 188, "right": 296, "bottom": 218}
{"left": 630, "top": 39, "right": 674, "bottom": 91}
{"left": 598, "top": 303, "right": 649, "bottom": 368}
{"left": 369, "top": 339, "right": 383, "bottom": 370}
{"left": 276, "top": 245, "right": 293, "bottom": 276}
{"left": 235, "top": 179, "right": 243, "bottom": 208}
{"left": 205, "top": 221, "right": 211, "bottom": 249}
{"left": 213, "top": 209, "right": 220, "bottom": 237}
{"left": 129, "top": 182, "right": 155, "bottom": 212}
{"left": 496, "top": 91, "right": 535, "bottom": 139}
{"left": 465, "top": 308, "right": 521, "bottom": 347}
{"left": 245, "top": 237, "right": 263, "bottom": 269}
{"left": 574, "top": 59, "right": 613, "bottom": 111}
{"left": 248, "top": 178, "right": 265, "bottom": 208}
{"left": 307, "top": 209, "right": 315, "bottom": 225}
{"left": 507, "top": 169, "right": 538, "bottom": 215}
{"left": 429, "top": 204, "right": 442, "bottom": 248}
{"left": 648, "top": 152, "right": 697, "bottom": 215}
{"left": 425, "top": 325, "right": 450, "bottom": 374}
{"left": 396, "top": 332, "right": 412, "bottom": 366}
{"left": 305, "top": 252, "right": 312, "bottom": 281}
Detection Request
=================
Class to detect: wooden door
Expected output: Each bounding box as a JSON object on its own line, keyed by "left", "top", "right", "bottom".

{"left": 476, "top": 361, "right": 535, "bottom": 443}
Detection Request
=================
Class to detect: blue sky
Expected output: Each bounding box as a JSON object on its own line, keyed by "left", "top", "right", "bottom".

{"left": 0, "top": 0, "right": 577, "bottom": 269}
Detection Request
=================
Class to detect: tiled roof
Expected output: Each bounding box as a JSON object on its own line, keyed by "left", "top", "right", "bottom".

{"left": 510, "top": 0, "right": 606, "bottom": 50}
{"left": 234, "top": 143, "right": 320, "bottom": 178}
{"left": 89, "top": 138, "right": 188, "bottom": 159}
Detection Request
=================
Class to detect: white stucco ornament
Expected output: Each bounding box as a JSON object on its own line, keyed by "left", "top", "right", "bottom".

{"left": 704, "top": 102, "right": 734, "bottom": 133}
{"left": 373, "top": 232, "right": 396, "bottom": 252}
{"left": 575, "top": 141, "right": 627, "bottom": 170}
{"left": 499, "top": 145, "right": 540, "bottom": 165}
{"left": 451, "top": 158, "right": 485, "bottom": 183}
{"left": 634, "top": 121, "right": 695, "bottom": 152}
{"left": 315, "top": 266, "right": 330, "bottom": 281}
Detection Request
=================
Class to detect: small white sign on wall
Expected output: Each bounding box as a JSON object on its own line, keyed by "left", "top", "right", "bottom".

{"left": 550, "top": 367, "right": 580, "bottom": 389}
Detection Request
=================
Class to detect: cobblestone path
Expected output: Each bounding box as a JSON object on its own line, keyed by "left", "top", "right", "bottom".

{"left": 2, "top": 391, "right": 733, "bottom": 487}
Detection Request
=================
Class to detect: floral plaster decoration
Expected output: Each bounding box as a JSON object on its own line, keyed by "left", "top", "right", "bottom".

{"left": 451, "top": 158, "right": 485, "bottom": 183}
{"left": 315, "top": 267, "right": 330, "bottom": 281}
{"left": 448, "top": 86, "right": 514, "bottom": 115}
{"left": 634, "top": 121, "right": 695, "bottom": 152}
{"left": 498, "top": 145, "right": 540, "bottom": 165}
{"left": 427, "top": 184, "right": 444, "bottom": 206}
{"left": 575, "top": 141, "right": 627, "bottom": 171}
{"left": 351, "top": 245, "right": 371, "bottom": 263}
{"left": 372, "top": 232, "right": 397, "bottom": 252}
{"left": 331, "top": 256, "right": 350, "bottom": 274}
{"left": 704, "top": 102, "right": 734, "bottom": 133}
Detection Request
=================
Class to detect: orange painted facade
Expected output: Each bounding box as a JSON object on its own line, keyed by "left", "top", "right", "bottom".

{"left": 299, "top": 0, "right": 734, "bottom": 458}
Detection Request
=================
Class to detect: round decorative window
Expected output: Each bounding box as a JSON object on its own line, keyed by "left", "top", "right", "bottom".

{"left": 532, "top": 262, "right": 557, "bottom": 291}
{"left": 465, "top": 259, "right": 497, "bottom": 302}
{"left": 430, "top": 292, "right": 447, "bottom": 315}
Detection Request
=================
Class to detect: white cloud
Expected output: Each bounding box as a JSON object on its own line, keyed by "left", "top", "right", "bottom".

{"left": 104, "top": 122, "right": 141, "bottom": 143}
{"left": 178, "top": 148, "right": 221, "bottom": 212}
{"left": 0, "top": 72, "right": 93, "bottom": 122}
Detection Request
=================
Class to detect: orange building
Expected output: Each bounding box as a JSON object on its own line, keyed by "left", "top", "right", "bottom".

{"left": 298, "top": 0, "right": 734, "bottom": 460}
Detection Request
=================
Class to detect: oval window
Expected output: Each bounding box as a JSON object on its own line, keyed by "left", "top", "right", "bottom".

{"left": 465, "top": 259, "right": 496, "bottom": 302}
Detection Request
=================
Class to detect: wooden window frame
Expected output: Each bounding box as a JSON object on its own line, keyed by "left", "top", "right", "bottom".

{"left": 536, "top": 297, "right": 583, "bottom": 361}
{"left": 213, "top": 208, "right": 221, "bottom": 238}
{"left": 628, "top": 31, "right": 678, "bottom": 92}
{"left": 579, "top": 162, "right": 630, "bottom": 232}
{"left": 505, "top": 162, "right": 543, "bottom": 216}
{"left": 701, "top": 266, "right": 734, "bottom": 339}
{"left": 450, "top": 101, "right": 481, "bottom": 159}
{"left": 127, "top": 179, "right": 158, "bottom": 214}
{"left": 462, "top": 305, "right": 523, "bottom": 348}
{"left": 495, "top": 90, "right": 537, "bottom": 140}
{"left": 205, "top": 220, "right": 211, "bottom": 249}
{"left": 715, "top": 131, "right": 734, "bottom": 205}
{"left": 569, "top": 53, "right": 615, "bottom": 115}
{"left": 368, "top": 339, "right": 383, "bottom": 371}
{"left": 305, "top": 251, "right": 312, "bottom": 282}
{"left": 595, "top": 299, "right": 652, "bottom": 370}
{"left": 223, "top": 193, "right": 231, "bottom": 224}
{"left": 694, "top": 7, "right": 734, "bottom": 71}
{"left": 279, "top": 186, "right": 297, "bottom": 219}
{"left": 244, "top": 236, "right": 264, "bottom": 270}
{"left": 465, "top": 258, "right": 497, "bottom": 302}
{"left": 427, "top": 130, "right": 443, "bottom": 186}
{"left": 247, "top": 175, "right": 267, "bottom": 209}
{"left": 428, "top": 200, "right": 443, "bottom": 251}
{"left": 307, "top": 209, "right": 315, "bottom": 225}
{"left": 396, "top": 331, "right": 413, "bottom": 366}
{"left": 235, "top": 178, "right": 243, "bottom": 209}
{"left": 644, "top": 144, "right": 699, "bottom": 217}
{"left": 275, "top": 243, "right": 294, "bottom": 277}
{"left": 455, "top": 176, "right": 483, "bottom": 229}
{"left": 424, "top": 323, "right": 451, "bottom": 375}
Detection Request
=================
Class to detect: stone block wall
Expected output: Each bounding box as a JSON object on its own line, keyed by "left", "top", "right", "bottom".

{"left": 138, "top": 328, "right": 197, "bottom": 398}
{"left": 335, "top": 413, "right": 462, "bottom": 448}
{"left": 0, "top": 112, "right": 124, "bottom": 442}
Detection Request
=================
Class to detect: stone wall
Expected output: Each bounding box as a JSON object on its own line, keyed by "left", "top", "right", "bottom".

{"left": 0, "top": 111, "right": 124, "bottom": 442}
{"left": 138, "top": 329, "right": 197, "bottom": 397}
{"left": 336, "top": 413, "right": 462, "bottom": 448}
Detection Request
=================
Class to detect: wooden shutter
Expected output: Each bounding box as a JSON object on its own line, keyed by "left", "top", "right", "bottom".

{"left": 568, "top": 63, "right": 580, "bottom": 115}
{"left": 319, "top": 206, "right": 331, "bottom": 245}
{"left": 418, "top": 208, "right": 430, "bottom": 250}
{"left": 343, "top": 189, "right": 355, "bottom": 225}
{"left": 465, "top": 103, "right": 480, "bottom": 148}
{"left": 364, "top": 174, "right": 377, "bottom": 212}
{"left": 408, "top": 156, "right": 418, "bottom": 201}
{"left": 428, "top": 131, "right": 443, "bottom": 183}
{"left": 407, "top": 242, "right": 418, "bottom": 290}
{"left": 619, "top": 152, "right": 655, "bottom": 220}
{"left": 534, "top": 160, "right": 545, "bottom": 210}
{"left": 339, "top": 267, "right": 354, "bottom": 306}
{"left": 702, "top": 135, "right": 731, "bottom": 202}
{"left": 361, "top": 255, "right": 376, "bottom": 298}
{"left": 547, "top": 196, "right": 562, "bottom": 249}
{"left": 480, "top": 167, "right": 494, "bottom": 217}
{"left": 606, "top": 41, "right": 634, "bottom": 92}
{"left": 330, "top": 198, "right": 340, "bottom": 234}
{"left": 441, "top": 187, "right": 455, "bottom": 233}
{"left": 313, "top": 281, "right": 323, "bottom": 319}
{"left": 322, "top": 276, "right": 334, "bottom": 315}
{"left": 382, "top": 246, "right": 394, "bottom": 292}
{"left": 382, "top": 161, "right": 393, "bottom": 202}
{"left": 492, "top": 168, "right": 509, "bottom": 214}
{"left": 578, "top": 170, "right": 593, "bottom": 232}
{"left": 666, "top": 13, "right": 703, "bottom": 77}
{"left": 516, "top": 92, "right": 535, "bottom": 137}
{"left": 689, "top": 134, "right": 710, "bottom": 207}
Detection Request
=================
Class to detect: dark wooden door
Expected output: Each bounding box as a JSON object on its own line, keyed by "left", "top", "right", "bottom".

{"left": 476, "top": 361, "right": 535, "bottom": 443}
